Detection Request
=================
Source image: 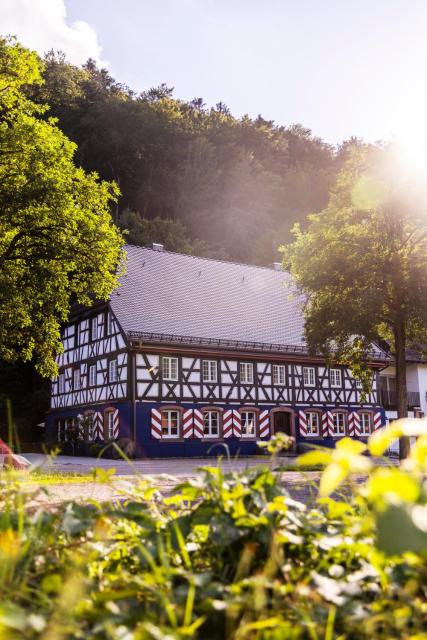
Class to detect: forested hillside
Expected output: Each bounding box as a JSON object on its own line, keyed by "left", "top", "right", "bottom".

{"left": 30, "top": 53, "right": 350, "bottom": 264}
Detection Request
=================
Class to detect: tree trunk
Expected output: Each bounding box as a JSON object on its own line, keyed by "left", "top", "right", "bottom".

{"left": 394, "top": 320, "right": 410, "bottom": 459}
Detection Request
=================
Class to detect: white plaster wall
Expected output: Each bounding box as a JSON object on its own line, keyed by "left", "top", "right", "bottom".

{"left": 416, "top": 365, "right": 427, "bottom": 416}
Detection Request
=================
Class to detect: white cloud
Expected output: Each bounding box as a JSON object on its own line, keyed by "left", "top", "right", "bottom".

{"left": 0, "top": 0, "right": 105, "bottom": 66}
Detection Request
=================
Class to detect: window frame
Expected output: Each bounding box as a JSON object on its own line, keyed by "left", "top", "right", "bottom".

{"left": 272, "top": 364, "right": 286, "bottom": 386}
{"left": 73, "top": 368, "right": 81, "bottom": 390}
{"left": 108, "top": 359, "right": 118, "bottom": 383}
{"left": 303, "top": 366, "right": 315, "bottom": 387}
{"left": 162, "top": 356, "right": 179, "bottom": 382}
{"left": 58, "top": 373, "right": 65, "bottom": 394}
{"left": 305, "top": 410, "right": 321, "bottom": 437}
{"left": 240, "top": 362, "right": 254, "bottom": 385}
{"left": 330, "top": 368, "right": 342, "bottom": 388}
{"left": 107, "top": 312, "right": 115, "bottom": 335}
{"left": 160, "top": 407, "right": 182, "bottom": 440}
{"left": 202, "top": 408, "right": 222, "bottom": 439}
{"left": 240, "top": 408, "right": 258, "bottom": 439}
{"left": 202, "top": 360, "right": 218, "bottom": 383}
{"left": 359, "top": 411, "right": 373, "bottom": 437}
{"left": 331, "top": 410, "right": 347, "bottom": 437}
{"left": 91, "top": 316, "right": 98, "bottom": 342}
{"left": 89, "top": 364, "right": 97, "bottom": 387}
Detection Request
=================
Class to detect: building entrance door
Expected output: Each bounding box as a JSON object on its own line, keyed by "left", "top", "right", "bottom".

{"left": 273, "top": 411, "right": 293, "bottom": 437}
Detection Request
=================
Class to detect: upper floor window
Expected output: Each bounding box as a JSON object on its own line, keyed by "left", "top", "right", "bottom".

{"left": 91, "top": 317, "right": 98, "bottom": 341}
{"left": 107, "top": 312, "right": 114, "bottom": 335}
{"left": 306, "top": 411, "right": 320, "bottom": 436}
{"left": 89, "top": 365, "right": 97, "bottom": 387}
{"left": 109, "top": 359, "right": 118, "bottom": 383}
{"left": 240, "top": 362, "right": 254, "bottom": 384}
{"left": 203, "top": 360, "right": 217, "bottom": 383}
{"left": 161, "top": 410, "right": 180, "bottom": 439}
{"left": 303, "top": 367, "right": 315, "bottom": 386}
{"left": 360, "top": 412, "right": 373, "bottom": 436}
{"left": 332, "top": 412, "right": 346, "bottom": 436}
{"left": 241, "top": 410, "right": 257, "bottom": 438}
{"left": 73, "top": 369, "right": 81, "bottom": 390}
{"left": 163, "top": 356, "right": 178, "bottom": 381}
{"left": 273, "top": 364, "right": 286, "bottom": 385}
{"left": 330, "top": 368, "right": 342, "bottom": 387}
{"left": 203, "top": 410, "right": 220, "bottom": 438}
{"left": 58, "top": 373, "right": 65, "bottom": 394}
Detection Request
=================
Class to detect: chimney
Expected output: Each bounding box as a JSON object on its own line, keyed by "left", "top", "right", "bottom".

{"left": 271, "top": 262, "right": 282, "bottom": 271}
{"left": 152, "top": 243, "right": 164, "bottom": 252}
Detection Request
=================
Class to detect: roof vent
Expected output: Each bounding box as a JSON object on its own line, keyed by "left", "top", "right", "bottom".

{"left": 152, "top": 243, "right": 164, "bottom": 252}
{"left": 271, "top": 262, "right": 282, "bottom": 271}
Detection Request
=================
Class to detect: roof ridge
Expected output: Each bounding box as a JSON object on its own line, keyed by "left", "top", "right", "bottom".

{"left": 125, "top": 243, "right": 286, "bottom": 273}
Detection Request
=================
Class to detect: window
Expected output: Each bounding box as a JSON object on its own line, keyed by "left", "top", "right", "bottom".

{"left": 73, "top": 369, "right": 81, "bottom": 390}
{"left": 161, "top": 410, "right": 180, "bottom": 438}
{"left": 89, "top": 365, "right": 97, "bottom": 387}
{"left": 84, "top": 412, "right": 94, "bottom": 441}
{"left": 360, "top": 412, "right": 373, "bottom": 436}
{"left": 91, "top": 317, "right": 98, "bottom": 341}
{"left": 58, "top": 373, "right": 65, "bottom": 394}
{"left": 203, "top": 410, "right": 220, "bottom": 438}
{"left": 273, "top": 365, "right": 286, "bottom": 385}
{"left": 163, "top": 357, "right": 178, "bottom": 381}
{"left": 106, "top": 412, "right": 115, "bottom": 440}
{"left": 203, "top": 360, "right": 217, "bottom": 383}
{"left": 109, "top": 359, "right": 118, "bottom": 383}
{"left": 330, "top": 368, "right": 342, "bottom": 387}
{"left": 332, "top": 412, "right": 346, "bottom": 436}
{"left": 241, "top": 411, "right": 257, "bottom": 438}
{"left": 306, "top": 411, "right": 320, "bottom": 436}
{"left": 240, "top": 362, "right": 254, "bottom": 384}
{"left": 57, "top": 419, "right": 65, "bottom": 442}
{"left": 107, "top": 312, "right": 114, "bottom": 335}
{"left": 303, "top": 367, "right": 315, "bottom": 386}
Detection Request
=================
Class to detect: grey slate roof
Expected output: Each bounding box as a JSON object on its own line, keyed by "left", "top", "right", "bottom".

{"left": 110, "top": 245, "right": 307, "bottom": 349}
{"left": 109, "top": 244, "right": 388, "bottom": 359}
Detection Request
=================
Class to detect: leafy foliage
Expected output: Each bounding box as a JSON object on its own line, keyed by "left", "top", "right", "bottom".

{"left": 0, "top": 38, "right": 124, "bottom": 376}
{"left": 3, "top": 426, "right": 427, "bottom": 638}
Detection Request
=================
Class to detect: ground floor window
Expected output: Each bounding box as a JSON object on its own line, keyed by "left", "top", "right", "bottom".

{"left": 241, "top": 411, "right": 257, "bottom": 438}
{"left": 332, "top": 412, "right": 346, "bottom": 436}
{"left": 203, "top": 410, "right": 220, "bottom": 438}
{"left": 306, "top": 411, "right": 320, "bottom": 436}
{"left": 161, "top": 410, "right": 180, "bottom": 439}
{"left": 359, "top": 412, "right": 373, "bottom": 436}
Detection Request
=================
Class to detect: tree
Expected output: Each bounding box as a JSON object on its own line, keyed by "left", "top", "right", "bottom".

{"left": 282, "top": 144, "right": 427, "bottom": 458}
{"left": 0, "top": 37, "right": 124, "bottom": 376}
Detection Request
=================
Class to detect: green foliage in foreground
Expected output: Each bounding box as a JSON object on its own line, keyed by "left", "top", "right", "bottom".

{"left": 3, "top": 424, "right": 427, "bottom": 638}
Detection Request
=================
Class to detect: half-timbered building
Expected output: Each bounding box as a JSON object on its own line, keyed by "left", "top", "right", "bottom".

{"left": 47, "top": 243, "right": 388, "bottom": 456}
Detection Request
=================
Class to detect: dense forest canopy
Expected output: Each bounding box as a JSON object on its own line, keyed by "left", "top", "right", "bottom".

{"left": 29, "top": 52, "right": 351, "bottom": 264}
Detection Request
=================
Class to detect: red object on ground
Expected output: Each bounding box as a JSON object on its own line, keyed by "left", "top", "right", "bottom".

{"left": 0, "top": 439, "right": 30, "bottom": 469}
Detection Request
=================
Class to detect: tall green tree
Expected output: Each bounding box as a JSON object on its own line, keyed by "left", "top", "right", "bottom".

{"left": 283, "top": 144, "right": 427, "bottom": 458}
{"left": 0, "top": 37, "right": 124, "bottom": 376}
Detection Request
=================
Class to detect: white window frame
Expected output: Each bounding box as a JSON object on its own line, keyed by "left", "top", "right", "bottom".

{"left": 273, "top": 364, "right": 286, "bottom": 385}
{"left": 161, "top": 410, "right": 180, "bottom": 439}
{"left": 89, "top": 365, "right": 97, "bottom": 387}
{"left": 306, "top": 411, "right": 320, "bottom": 436}
{"left": 241, "top": 410, "right": 257, "bottom": 438}
{"left": 240, "top": 362, "right": 254, "bottom": 384}
{"left": 85, "top": 412, "right": 95, "bottom": 441}
{"left": 107, "top": 312, "right": 114, "bottom": 335}
{"left": 107, "top": 411, "right": 115, "bottom": 440}
{"left": 91, "top": 316, "right": 98, "bottom": 341}
{"left": 332, "top": 412, "right": 346, "bottom": 436}
{"left": 109, "top": 359, "right": 118, "bottom": 383}
{"left": 203, "top": 410, "right": 220, "bottom": 438}
{"left": 163, "top": 357, "right": 178, "bottom": 381}
{"left": 73, "top": 369, "right": 81, "bottom": 390}
{"left": 202, "top": 360, "right": 217, "bottom": 383}
{"left": 58, "top": 373, "right": 65, "bottom": 394}
{"left": 303, "top": 367, "right": 315, "bottom": 386}
{"left": 359, "top": 412, "right": 373, "bottom": 436}
{"left": 330, "top": 368, "right": 342, "bottom": 388}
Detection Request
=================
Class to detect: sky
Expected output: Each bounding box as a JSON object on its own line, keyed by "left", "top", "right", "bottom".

{"left": 2, "top": 0, "right": 427, "bottom": 146}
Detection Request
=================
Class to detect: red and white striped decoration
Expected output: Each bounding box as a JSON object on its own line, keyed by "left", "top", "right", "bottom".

{"left": 233, "top": 409, "right": 242, "bottom": 437}
{"left": 112, "top": 409, "right": 120, "bottom": 439}
{"left": 373, "top": 411, "right": 382, "bottom": 431}
{"left": 223, "top": 410, "right": 233, "bottom": 438}
{"left": 93, "top": 411, "right": 104, "bottom": 440}
{"left": 183, "top": 408, "right": 194, "bottom": 438}
{"left": 348, "top": 411, "right": 361, "bottom": 436}
{"left": 298, "top": 410, "right": 308, "bottom": 437}
{"left": 78, "top": 417, "right": 85, "bottom": 438}
{"left": 193, "top": 409, "right": 204, "bottom": 439}
{"left": 151, "top": 408, "right": 162, "bottom": 439}
{"left": 259, "top": 410, "right": 270, "bottom": 438}
{"left": 322, "top": 411, "right": 334, "bottom": 437}
{"left": 353, "top": 412, "right": 361, "bottom": 436}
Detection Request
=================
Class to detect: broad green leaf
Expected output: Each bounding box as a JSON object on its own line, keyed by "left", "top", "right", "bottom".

{"left": 297, "top": 450, "right": 332, "bottom": 467}
{"left": 319, "top": 462, "right": 348, "bottom": 497}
